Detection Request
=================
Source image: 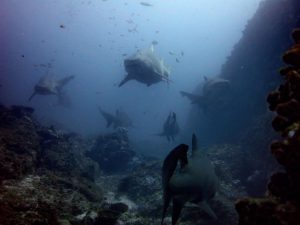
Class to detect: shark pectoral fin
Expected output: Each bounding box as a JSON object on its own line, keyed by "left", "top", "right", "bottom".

{"left": 57, "top": 75, "right": 75, "bottom": 88}
{"left": 198, "top": 201, "right": 217, "bottom": 220}
{"left": 119, "top": 75, "right": 132, "bottom": 87}
{"left": 180, "top": 91, "right": 204, "bottom": 106}
{"left": 161, "top": 191, "right": 172, "bottom": 225}
{"left": 28, "top": 92, "right": 36, "bottom": 101}
{"left": 172, "top": 197, "right": 185, "bottom": 225}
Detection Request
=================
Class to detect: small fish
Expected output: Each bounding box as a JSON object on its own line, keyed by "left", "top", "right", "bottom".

{"left": 181, "top": 51, "right": 184, "bottom": 56}
{"left": 21, "top": 54, "right": 25, "bottom": 58}
{"left": 168, "top": 51, "right": 175, "bottom": 55}
{"left": 176, "top": 58, "right": 180, "bottom": 63}
{"left": 140, "top": 2, "right": 153, "bottom": 7}
{"left": 152, "top": 40, "right": 158, "bottom": 45}
{"left": 59, "top": 24, "right": 65, "bottom": 29}
{"left": 128, "top": 25, "right": 138, "bottom": 33}
{"left": 122, "top": 53, "right": 127, "bottom": 57}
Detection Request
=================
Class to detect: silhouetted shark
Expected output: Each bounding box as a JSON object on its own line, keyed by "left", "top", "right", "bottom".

{"left": 29, "top": 75, "right": 74, "bottom": 105}
{"left": 99, "top": 107, "right": 133, "bottom": 129}
{"left": 161, "top": 134, "right": 219, "bottom": 225}
{"left": 157, "top": 112, "right": 180, "bottom": 141}
{"left": 180, "top": 76, "right": 230, "bottom": 112}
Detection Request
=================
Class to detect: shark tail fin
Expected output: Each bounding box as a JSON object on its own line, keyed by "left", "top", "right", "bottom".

{"left": 57, "top": 75, "right": 75, "bottom": 90}
{"left": 28, "top": 92, "right": 36, "bottom": 101}
{"left": 119, "top": 75, "right": 132, "bottom": 87}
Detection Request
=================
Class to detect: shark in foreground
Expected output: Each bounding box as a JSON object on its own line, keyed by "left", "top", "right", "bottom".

{"left": 28, "top": 75, "right": 75, "bottom": 107}
{"left": 161, "top": 134, "right": 219, "bottom": 225}
{"left": 99, "top": 107, "right": 133, "bottom": 129}
{"left": 119, "top": 45, "right": 171, "bottom": 87}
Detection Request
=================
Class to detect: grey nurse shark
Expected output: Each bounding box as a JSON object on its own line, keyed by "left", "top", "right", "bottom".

{"left": 180, "top": 76, "right": 231, "bottom": 112}
{"left": 119, "top": 45, "right": 171, "bottom": 87}
{"left": 28, "top": 74, "right": 74, "bottom": 107}
{"left": 99, "top": 107, "right": 134, "bottom": 129}
{"left": 28, "top": 75, "right": 75, "bottom": 106}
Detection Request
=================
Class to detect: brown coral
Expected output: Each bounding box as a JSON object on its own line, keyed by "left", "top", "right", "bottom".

{"left": 236, "top": 28, "right": 300, "bottom": 225}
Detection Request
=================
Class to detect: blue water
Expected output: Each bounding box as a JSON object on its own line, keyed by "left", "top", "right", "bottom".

{"left": 0, "top": 0, "right": 262, "bottom": 156}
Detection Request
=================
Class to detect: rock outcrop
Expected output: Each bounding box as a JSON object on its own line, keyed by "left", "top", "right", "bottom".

{"left": 0, "top": 105, "right": 104, "bottom": 225}
{"left": 86, "top": 128, "right": 135, "bottom": 173}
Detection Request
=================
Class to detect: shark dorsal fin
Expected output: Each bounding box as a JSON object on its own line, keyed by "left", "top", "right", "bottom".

{"left": 192, "top": 133, "right": 198, "bottom": 156}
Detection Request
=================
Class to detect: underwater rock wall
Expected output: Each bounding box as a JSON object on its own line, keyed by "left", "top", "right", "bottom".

{"left": 237, "top": 0, "right": 300, "bottom": 122}
{"left": 236, "top": 28, "right": 300, "bottom": 225}
{"left": 186, "top": 0, "right": 300, "bottom": 144}
{"left": 221, "top": 0, "right": 300, "bottom": 122}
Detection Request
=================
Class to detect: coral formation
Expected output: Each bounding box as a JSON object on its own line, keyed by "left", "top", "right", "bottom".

{"left": 236, "top": 28, "right": 300, "bottom": 225}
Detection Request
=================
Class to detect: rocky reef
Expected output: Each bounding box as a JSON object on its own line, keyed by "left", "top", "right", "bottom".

{"left": 86, "top": 128, "right": 136, "bottom": 173}
{"left": 0, "top": 104, "right": 253, "bottom": 225}
{"left": 236, "top": 28, "right": 300, "bottom": 225}
{"left": 0, "top": 105, "right": 136, "bottom": 225}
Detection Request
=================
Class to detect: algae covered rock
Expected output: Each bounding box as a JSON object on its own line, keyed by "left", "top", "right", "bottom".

{"left": 0, "top": 104, "right": 105, "bottom": 224}
{"left": 87, "top": 128, "right": 135, "bottom": 173}
{"left": 0, "top": 105, "right": 40, "bottom": 183}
